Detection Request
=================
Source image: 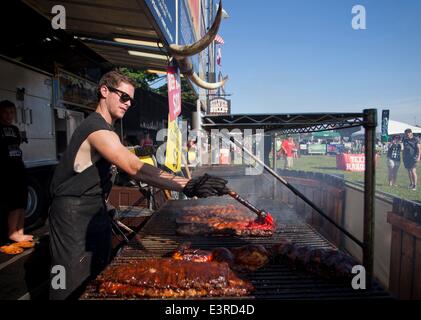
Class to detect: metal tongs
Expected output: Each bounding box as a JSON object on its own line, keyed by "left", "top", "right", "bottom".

{"left": 227, "top": 190, "right": 274, "bottom": 224}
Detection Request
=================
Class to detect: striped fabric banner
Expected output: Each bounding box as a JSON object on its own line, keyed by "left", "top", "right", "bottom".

{"left": 214, "top": 34, "right": 224, "bottom": 45}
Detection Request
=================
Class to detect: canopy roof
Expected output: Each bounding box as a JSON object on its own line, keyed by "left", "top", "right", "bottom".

{"left": 387, "top": 120, "right": 421, "bottom": 135}
{"left": 24, "top": 0, "right": 169, "bottom": 71}
{"left": 351, "top": 119, "right": 421, "bottom": 138}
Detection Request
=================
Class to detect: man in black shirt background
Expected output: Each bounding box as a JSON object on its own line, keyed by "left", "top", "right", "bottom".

{"left": 0, "top": 100, "right": 33, "bottom": 243}
{"left": 402, "top": 128, "right": 421, "bottom": 191}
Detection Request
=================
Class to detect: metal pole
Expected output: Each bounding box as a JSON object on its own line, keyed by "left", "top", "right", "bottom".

{"left": 363, "top": 108, "right": 377, "bottom": 288}
{"left": 272, "top": 132, "right": 277, "bottom": 199}
{"left": 272, "top": 132, "right": 277, "bottom": 172}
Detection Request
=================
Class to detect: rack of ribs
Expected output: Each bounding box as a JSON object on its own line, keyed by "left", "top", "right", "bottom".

{"left": 176, "top": 204, "right": 276, "bottom": 237}
{"left": 96, "top": 258, "right": 254, "bottom": 298}
{"left": 271, "top": 239, "right": 358, "bottom": 280}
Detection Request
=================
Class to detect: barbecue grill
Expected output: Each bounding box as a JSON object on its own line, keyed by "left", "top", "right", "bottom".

{"left": 81, "top": 197, "right": 390, "bottom": 300}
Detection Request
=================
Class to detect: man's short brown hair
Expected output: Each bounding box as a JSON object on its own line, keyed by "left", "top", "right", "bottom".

{"left": 0, "top": 100, "right": 16, "bottom": 111}
{"left": 97, "top": 70, "right": 137, "bottom": 100}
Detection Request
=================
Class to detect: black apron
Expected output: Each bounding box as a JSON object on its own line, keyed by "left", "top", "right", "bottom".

{"left": 48, "top": 112, "right": 114, "bottom": 300}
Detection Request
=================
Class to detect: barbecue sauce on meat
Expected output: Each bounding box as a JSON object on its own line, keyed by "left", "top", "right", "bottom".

{"left": 96, "top": 258, "right": 253, "bottom": 298}
{"left": 176, "top": 204, "right": 276, "bottom": 236}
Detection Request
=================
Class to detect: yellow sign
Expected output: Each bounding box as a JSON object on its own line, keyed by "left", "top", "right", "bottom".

{"left": 165, "top": 116, "right": 182, "bottom": 172}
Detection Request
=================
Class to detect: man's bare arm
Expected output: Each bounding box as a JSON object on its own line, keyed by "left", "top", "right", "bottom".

{"left": 88, "top": 130, "right": 188, "bottom": 192}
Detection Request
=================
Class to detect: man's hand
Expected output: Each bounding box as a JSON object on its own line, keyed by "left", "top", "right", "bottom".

{"left": 183, "top": 174, "right": 230, "bottom": 198}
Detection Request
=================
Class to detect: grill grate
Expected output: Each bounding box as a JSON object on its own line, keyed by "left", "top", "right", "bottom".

{"left": 81, "top": 198, "right": 390, "bottom": 300}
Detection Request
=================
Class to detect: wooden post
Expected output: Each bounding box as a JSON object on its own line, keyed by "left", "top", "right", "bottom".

{"left": 363, "top": 108, "right": 377, "bottom": 289}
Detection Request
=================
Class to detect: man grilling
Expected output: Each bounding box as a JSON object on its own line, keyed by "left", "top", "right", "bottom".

{"left": 49, "top": 70, "right": 229, "bottom": 300}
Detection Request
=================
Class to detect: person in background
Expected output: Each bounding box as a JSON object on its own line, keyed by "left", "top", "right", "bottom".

{"left": 402, "top": 128, "right": 421, "bottom": 191}
{"left": 187, "top": 139, "right": 197, "bottom": 165}
{"left": 293, "top": 145, "right": 299, "bottom": 158}
{"left": 386, "top": 136, "right": 401, "bottom": 187}
{"left": 0, "top": 100, "right": 33, "bottom": 243}
{"left": 375, "top": 139, "right": 383, "bottom": 155}
{"left": 281, "top": 135, "right": 297, "bottom": 170}
{"left": 139, "top": 130, "right": 154, "bottom": 155}
{"left": 140, "top": 130, "right": 153, "bottom": 148}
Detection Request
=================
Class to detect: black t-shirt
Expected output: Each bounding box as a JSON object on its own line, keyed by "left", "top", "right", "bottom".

{"left": 387, "top": 143, "right": 401, "bottom": 161}
{"left": 403, "top": 136, "right": 420, "bottom": 162}
{"left": 0, "top": 124, "right": 23, "bottom": 163}
{"left": 50, "top": 112, "right": 114, "bottom": 198}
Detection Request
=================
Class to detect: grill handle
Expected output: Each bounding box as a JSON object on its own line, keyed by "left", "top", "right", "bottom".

{"left": 228, "top": 190, "right": 266, "bottom": 218}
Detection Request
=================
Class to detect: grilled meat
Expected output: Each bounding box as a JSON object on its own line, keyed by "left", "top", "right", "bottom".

{"left": 172, "top": 242, "right": 269, "bottom": 272}
{"left": 172, "top": 242, "right": 213, "bottom": 262}
{"left": 96, "top": 258, "right": 253, "bottom": 298}
{"left": 176, "top": 204, "right": 275, "bottom": 237}
{"left": 172, "top": 243, "right": 270, "bottom": 272}
{"left": 230, "top": 244, "right": 270, "bottom": 272}
{"left": 176, "top": 204, "right": 251, "bottom": 224}
{"left": 211, "top": 247, "right": 235, "bottom": 266}
{"left": 271, "top": 240, "right": 358, "bottom": 280}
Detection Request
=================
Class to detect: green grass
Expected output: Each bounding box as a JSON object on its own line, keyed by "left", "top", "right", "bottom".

{"left": 274, "top": 155, "right": 421, "bottom": 202}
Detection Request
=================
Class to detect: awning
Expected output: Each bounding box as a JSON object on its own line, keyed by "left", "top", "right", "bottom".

{"left": 351, "top": 119, "right": 421, "bottom": 137}
{"left": 23, "top": 0, "right": 170, "bottom": 71}
{"left": 387, "top": 120, "right": 421, "bottom": 135}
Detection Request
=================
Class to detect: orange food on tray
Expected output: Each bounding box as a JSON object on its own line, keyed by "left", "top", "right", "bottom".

{"left": 0, "top": 244, "right": 24, "bottom": 255}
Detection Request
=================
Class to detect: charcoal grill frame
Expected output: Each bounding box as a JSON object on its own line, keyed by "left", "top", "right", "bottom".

{"left": 81, "top": 198, "right": 389, "bottom": 300}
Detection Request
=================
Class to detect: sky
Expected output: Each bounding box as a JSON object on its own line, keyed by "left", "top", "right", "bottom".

{"left": 217, "top": 0, "right": 421, "bottom": 126}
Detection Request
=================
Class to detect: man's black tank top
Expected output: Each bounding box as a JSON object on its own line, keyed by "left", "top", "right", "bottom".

{"left": 50, "top": 112, "right": 114, "bottom": 198}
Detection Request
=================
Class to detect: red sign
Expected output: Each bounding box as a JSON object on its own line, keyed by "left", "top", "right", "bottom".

{"left": 167, "top": 66, "right": 181, "bottom": 121}
{"left": 336, "top": 154, "right": 366, "bottom": 172}
{"left": 188, "top": 0, "right": 200, "bottom": 39}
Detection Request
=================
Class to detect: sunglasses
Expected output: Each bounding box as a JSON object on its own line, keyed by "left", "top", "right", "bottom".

{"left": 107, "top": 86, "right": 136, "bottom": 107}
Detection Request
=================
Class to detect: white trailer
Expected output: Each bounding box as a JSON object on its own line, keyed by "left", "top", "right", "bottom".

{"left": 0, "top": 56, "right": 90, "bottom": 226}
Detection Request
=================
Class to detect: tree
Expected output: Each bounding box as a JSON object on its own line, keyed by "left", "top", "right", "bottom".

{"left": 119, "top": 67, "right": 159, "bottom": 90}
{"left": 119, "top": 67, "right": 197, "bottom": 104}
{"left": 155, "top": 77, "right": 197, "bottom": 105}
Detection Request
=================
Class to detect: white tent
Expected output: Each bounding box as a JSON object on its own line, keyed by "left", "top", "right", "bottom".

{"left": 387, "top": 120, "right": 421, "bottom": 135}
{"left": 351, "top": 120, "right": 421, "bottom": 138}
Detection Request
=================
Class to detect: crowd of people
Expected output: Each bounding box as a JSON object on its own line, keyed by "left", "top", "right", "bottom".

{"left": 273, "top": 130, "right": 421, "bottom": 191}
{"left": 386, "top": 129, "right": 421, "bottom": 191}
